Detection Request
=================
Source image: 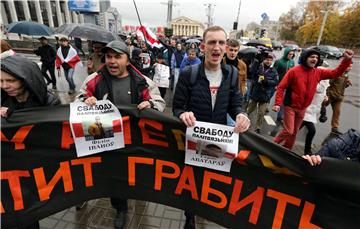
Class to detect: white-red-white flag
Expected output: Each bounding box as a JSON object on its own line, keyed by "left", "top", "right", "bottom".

{"left": 137, "top": 26, "right": 163, "bottom": 49}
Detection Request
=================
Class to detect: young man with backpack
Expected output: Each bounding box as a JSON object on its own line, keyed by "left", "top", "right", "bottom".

{"left": 172, "top": 26, "right": 250, "bottom": 229}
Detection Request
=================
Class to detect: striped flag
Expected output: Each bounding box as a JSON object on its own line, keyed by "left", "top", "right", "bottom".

{"left": 137, "top": 26, "right": 163, "bottom": 49}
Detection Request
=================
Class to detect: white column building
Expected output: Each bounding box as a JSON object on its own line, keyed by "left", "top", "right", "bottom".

{"left": 34, "top": 0, "right": 43, "bottom": 24}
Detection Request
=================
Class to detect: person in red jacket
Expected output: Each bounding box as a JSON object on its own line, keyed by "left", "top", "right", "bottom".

{"left": 272, "top": 48, "right": 353, "bottom": 150}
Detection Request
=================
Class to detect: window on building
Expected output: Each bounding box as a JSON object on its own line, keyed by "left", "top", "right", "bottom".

{"left": 28, "top": 1, "right": 38, "bottom": 22}
{"left": 2, "top": 1, "right": 12, "bottom": 24}
{"left": 50, "top": 0, "right": 59, "bottom": 27}
{"left": 14, "top": 1, "right": 25, "bottom": 21}
{"left": 40, "top": 1, "right": 49, "bottom": 26}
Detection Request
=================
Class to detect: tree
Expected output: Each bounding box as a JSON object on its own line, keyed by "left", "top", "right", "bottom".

{"left": 338, "top": 2, "right": 360, "bottom": 47}
{"left": 296, "top": 0, "right": 342, "bottom": 46}
{"left": 278, "top": 2, "right": 306, "bottom": 41}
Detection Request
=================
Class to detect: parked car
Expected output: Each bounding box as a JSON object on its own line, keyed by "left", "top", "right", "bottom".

{"left": 308, "top": 45, "right": 343, "bottom": 59}
{"left": 272, "top": 41, "right": 283, "bottom": 50}
{"left": 284, "top": 44, "right": 300, "bottom": 52}
{"left": 260, "top": 37, "right": 273, "bottom": 50}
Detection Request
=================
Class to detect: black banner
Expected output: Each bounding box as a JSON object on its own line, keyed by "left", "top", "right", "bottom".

{"left": 1, "top": 105, "right": 360, "bottom": 228}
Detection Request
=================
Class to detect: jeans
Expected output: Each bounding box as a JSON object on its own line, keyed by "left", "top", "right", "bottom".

{"left": 274, "top": 106, "right": 306, "bottom": 150}
{"left": 64, "top": 68, "right": 76, "bottom": 90}
{"left": 173, "top": 68, "right": 180, "bottom": 96}
{"left": 227, "top": 113, "right": 236, "bottom": 126}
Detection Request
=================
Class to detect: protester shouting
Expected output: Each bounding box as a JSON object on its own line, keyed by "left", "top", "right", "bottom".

{"left": 173, "top": 26, "right": 250, "bottom": 229}
{"left": 76, "top": 40, "right": 165, "bottom": 229}
{"left": 272, "top": 48, "right": 353, "bottom": 150}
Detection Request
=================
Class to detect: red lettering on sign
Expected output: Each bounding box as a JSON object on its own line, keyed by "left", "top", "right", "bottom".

{"left": 175, "top": 165, "right": 198, "bottom": 200}
{"left": 228, "top": 179, "right": 264, "bottom": 225}
{"left": 0, "top": 170, "right": 30, "bottom": 211}
{"left": 71, "top": 157, "right": 102, "bottom": 187}
{"left": 267, "top": 189, "right": 301, "bottom": 229}
{"left": 0, "top": 125, "right": 34, "bottom": 150}
{"left": 139, "top": 119, "right": 169, "bottom": 148}
{"left": 61, "top": 121, "right": 74, "bottom": 149}
{"left": 154, "top": 160, "right": 180, "bottom": 190}
{"left": 128, "top": 157, "right": 154, "bottom": 186}
{"left": 299, "top": 201, "right": 322, "bottom": 229}
{"left": 33, "top": 162, "right": 73, "bottom": 201}
{"left": 123, "top": 116, "right": 132, "bottom": 145}
{"left": 201, "top": 171, "right": 232, "bottom": 209}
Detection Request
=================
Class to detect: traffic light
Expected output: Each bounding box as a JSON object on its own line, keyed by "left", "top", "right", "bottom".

{"left": 233, "top": 22, "right": 238, "bottom": 30}
{"left": 164, "top": 28, "right": 173, "bottom": 37}
{"left": 260, "top": 29, "right": 266, "bottom": 38}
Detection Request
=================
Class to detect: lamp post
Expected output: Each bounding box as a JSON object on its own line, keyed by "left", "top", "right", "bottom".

{"left": 316, "top": 10, "right": 329, "bottom": 45}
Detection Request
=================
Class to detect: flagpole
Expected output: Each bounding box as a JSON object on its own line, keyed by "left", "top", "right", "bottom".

{"left": 132, "top": 0, "right": 148, "bottom": 45}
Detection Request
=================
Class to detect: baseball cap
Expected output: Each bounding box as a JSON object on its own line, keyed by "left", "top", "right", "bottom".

{"left": 102, "top": 40, "right": 130, "bottom": 56}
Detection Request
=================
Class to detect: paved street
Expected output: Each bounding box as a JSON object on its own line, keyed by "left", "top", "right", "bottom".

{"left": 17, "top": 52, "right": 359, "bottom": 228}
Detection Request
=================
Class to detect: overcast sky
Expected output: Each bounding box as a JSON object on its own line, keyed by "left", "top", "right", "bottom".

{"left": 112, "top": 0, "right": 300, "bottom": 31}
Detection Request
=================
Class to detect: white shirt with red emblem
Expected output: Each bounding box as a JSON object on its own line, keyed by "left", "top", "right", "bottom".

{"left": 205, "top": 68, "right": 223, "bottom": 110}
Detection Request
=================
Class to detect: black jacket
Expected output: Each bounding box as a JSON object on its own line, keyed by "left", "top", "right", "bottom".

{"left": 250, "top": 64, "right": 279, "bottom": 103}
{"left": 1, "top": 55, "right": 60, "bottom": 114}
{"left": 34, "top": 44, "right": 56, "bottom": 65}
{"left": 317, "top": 129, "right": 360, "bottom": 162}
{"left": 173, "top": 62, "right": 243, "bottom": 124}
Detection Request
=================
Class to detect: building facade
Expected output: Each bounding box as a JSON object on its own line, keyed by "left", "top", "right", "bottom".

{"left": 170, "top": 16, "right": 204, "bottom": 37}
{"left": 0, "top": 0, "right": 120, "bottom": 33}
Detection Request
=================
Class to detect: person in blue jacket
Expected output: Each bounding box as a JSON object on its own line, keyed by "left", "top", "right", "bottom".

{"left": 303, "top": 129, "right": 360, "bottom": 165}
{"left": 179, "top": 48, "right": 201, "bottom": 72}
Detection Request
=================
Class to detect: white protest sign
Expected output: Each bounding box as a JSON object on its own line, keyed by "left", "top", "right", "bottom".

{"left": 185, "top": 121, "right": 239, "bottom": 172}
{"left": 69, "top": 100, "right": 124, "bottom": 157}
{"left": 153, "top": 63, "right": 170, "bottom": 88}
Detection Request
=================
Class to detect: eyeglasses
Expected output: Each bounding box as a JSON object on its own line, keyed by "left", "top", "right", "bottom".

{"left": 206, "top": 40, "right": 226, "bottom": 46}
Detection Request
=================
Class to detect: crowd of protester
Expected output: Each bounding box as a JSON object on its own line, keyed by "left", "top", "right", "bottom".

{"left": 0, "top": 26, "right": 357, "bottom": 229}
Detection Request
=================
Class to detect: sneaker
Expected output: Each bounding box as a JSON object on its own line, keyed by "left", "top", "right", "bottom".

{"left": 184, "top": 214, "right": 196, "bottom": 229}
{"left": 331, "top": 128, "right": 342, "bottom": 135}
{"left": 114, "top": 210, "right": 126, "bottom": 229}
{"left": 52, "top": 85, "right": 57, "bottom": 90}
{"left": 68, "top": 89, "right": 75, "bottom": 94}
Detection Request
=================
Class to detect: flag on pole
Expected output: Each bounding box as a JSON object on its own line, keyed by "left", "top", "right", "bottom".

{"left": 137, "top": 26, "right": 163, "bottom": 48}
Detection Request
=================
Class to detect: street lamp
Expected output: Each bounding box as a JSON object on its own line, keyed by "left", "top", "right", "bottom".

{"left": 316, "top": 10, "right": 329, "bottom": 45}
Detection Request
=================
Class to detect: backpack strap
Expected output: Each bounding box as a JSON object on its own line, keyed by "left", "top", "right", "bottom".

{"left": 189, "top": 64, "right": 200, "bottom": 88}
{"left": 225, "top": 64, "right": 238, "bottom": 91}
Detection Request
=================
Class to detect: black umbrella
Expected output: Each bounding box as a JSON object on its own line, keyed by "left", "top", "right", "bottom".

{"left": 55, "top": 23, "right": 118, "bottom": 43}
{"left": 6, "top": 21, "right": 54, "bottom": 49}
{"left": 245, "top": 39, "right": 267, "bottom": 48}
{"left": 6, "top": 21, "right": 54, "bottom": 36}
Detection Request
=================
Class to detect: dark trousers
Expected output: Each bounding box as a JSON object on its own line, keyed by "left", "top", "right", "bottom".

{"left": 300, "top": 121, "right": 316, "bottom": 154}
{"left": 110, "top": 198, "right": 128, "bottom": 213}
{"left": 41, "top": 63, "right": 56, "bottom": 85}
{"left": 23, "top": 221, "right": 39, "bottom": 229}
{"left": 159, "top": 87, "right": 167, "bottom": 99}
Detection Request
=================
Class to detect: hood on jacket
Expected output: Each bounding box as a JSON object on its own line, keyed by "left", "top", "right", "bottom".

{"left": 1, "top": 55, "right": 47, "bottom": 104}
{"left": 299, "top": 48, "right": 322, "bottom": 67}
{"left": 281, "top": 47, "right": 295, "bottom": 60}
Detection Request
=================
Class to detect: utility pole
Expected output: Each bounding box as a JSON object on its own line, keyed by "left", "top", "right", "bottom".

{"left": 161, "top": 0, "right": 178, "bottom": 27}
{"left": 236, "top": 0, "right": 241, "bottom": 26}
{"left": 204, "top": 3, "right": 215, "bottom": 28}
{"left": 316, "top": 9, "right": 329, "bottom": 45}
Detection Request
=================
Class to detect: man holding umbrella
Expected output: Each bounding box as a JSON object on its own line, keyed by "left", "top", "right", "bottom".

{"left": 34, "top": 37, "right": 57, "bottom": 89}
